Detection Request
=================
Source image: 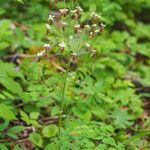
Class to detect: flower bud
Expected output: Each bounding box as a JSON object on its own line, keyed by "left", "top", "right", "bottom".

{"left": 59, "top": 9, "right": 69, "bottom": 16}
{"left": 84, "top": 24, "right": 90, "bottom": 33}
{"left": 92, "top": 24, "right": 97, "bottom": 28}
{"left": 71, "top": 52, "right": 78, "bottom": 62}
{"left": 89, "top": 31, "right": 94, "bottom": 38}
{"left": 71, "top": 7, "right": 82, "bottom": 19}
{"left": 91, "top": 12, "right": 101, "bottom": 23}
{"left": 48, "top": 15, "right": 54, "bottom": 23}
{"left": 85, "top": 43, "right": 90, "bottom": 47}
{"left": 75, "top": 6, "right": 83, "bottom": 12}
{"left": 74, "top": 24, "right": 81, "bottom": 33}
{"left": 90, "top": 49, "right": 96, "bottom": 57}
{"left": 100, "top": 23, "right": 106, "bottom": 31}
{"left": 61, "top": 22, "right": 67, "bottom": 27}
{"left": 72, "top": 52, "right": 78, "bottom": 56}
{"left": 84, "top": 25, "right": 90, "bottom": 29}
{"left": 59, "top": 42, "right": 66, "bottom": 52}
{"left": 43, "top": 43, "right": 51, "bottom": 51}
{"left": 94, "top": 29, "right": 100, "bottom": 33}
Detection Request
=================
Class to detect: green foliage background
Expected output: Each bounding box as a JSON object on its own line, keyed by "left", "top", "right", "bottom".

{"left": 0, "top": 0, "right": 150, "bottom": 149}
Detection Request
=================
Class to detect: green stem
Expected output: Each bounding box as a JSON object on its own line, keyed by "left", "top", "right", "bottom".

{"left": 64, "top": 0, "right": 66, "bottom": 8}
{"left": 58, "top": 67, "right": 68, "bottom": 133}
{"left": 58, "top": 0, "right": 74, "bottom": 134}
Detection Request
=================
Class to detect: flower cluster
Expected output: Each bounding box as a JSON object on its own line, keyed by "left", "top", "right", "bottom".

{"left": 37, "top": 6, "right": 105, "bottom": 61}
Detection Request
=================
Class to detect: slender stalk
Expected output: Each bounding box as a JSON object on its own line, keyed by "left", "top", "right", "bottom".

{"left": 58, "top": 0, "right": 73, "bottom": 134}
{"left": 64, "top": 0, "right": 66, "bottom": 8}
{"left": 58, "top": 67, "right": 68, "bottom": 133}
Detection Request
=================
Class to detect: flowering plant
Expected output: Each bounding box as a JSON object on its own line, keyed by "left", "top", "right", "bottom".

{"left": 36, "top": 5, "right": 105, "bottom": 134}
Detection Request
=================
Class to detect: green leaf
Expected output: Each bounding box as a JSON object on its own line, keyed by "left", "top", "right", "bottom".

{"left": 0, "top": 104, "right": 16, "bottom": 120}
{"left": 126, "top": 131, "right": 150, "bottom": 144}
{"left": 96, "top": 93, "right": 113, "bottom": 104}
{"left": 44, "top": 144, "right": 59, "bottom": 150}
{"left": 96, "top": 144, "right": 107, "bottom": 150}
{"left": 14, "top": 145, "right": 22, "bottom": 150}
{"left": 0, "top": 77, "right": 22, "bottom": 94}
{"left": 0, "top": 8, "right": 5, "bottom": 16}
{"left": 112, "top": 109, "right": 134, "bottom": 129}
{"left": 7, "top": 126, "right": 24, "bottom": 139}
{"left": 20, "top": 111, "right": 40, "bottom": 127}
{"left": 15, "top": 0, "right": 24, "bottom": 4}
{"left": 0, "top": 61, "right": 23, "bottom": 79}
{"left": 0, "top": 144, "right": 8, "bottom": 150}
{"left": 2, "top": 91, "right": 14, "bottom": 99}
{"left": 102, "top": 137, "right": 116, "bottom": 146}
{"left": 0, "top": 120, "right": 9, "bottom": 131}
{"left": 30, "top": 112, "right": 39, "bottom": 120}
{"left": 29, "top": 133, "right": 43, "bottom": 147}
{"left": 0, "top": 93, "right": 5, "bottom": 100}
{"left": 42, "top": 125, "right": 59, "bottom": 138}
{"left": 20, "top": 111, "right": 30, "bottom": 125}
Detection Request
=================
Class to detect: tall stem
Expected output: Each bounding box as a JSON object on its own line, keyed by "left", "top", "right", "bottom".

{"left": 58, "top": 0, "right": 73, "bottom": 134}
{"left": 59, "top": 66, "right": 68, "bottom": 133}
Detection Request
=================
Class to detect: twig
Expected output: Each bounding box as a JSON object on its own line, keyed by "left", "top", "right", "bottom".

{"left": 40, "top": 115, "right": 66, "bottom": 125}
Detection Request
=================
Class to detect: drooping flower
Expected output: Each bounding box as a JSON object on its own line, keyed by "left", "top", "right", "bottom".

{"left": 48, "top": 15, "right": 54, "bottom": 21}
{"left": 59, "top": 42, "right": 66, "bottom": 51}
{"left": 43, "top": 43, "right": 51, "bottom": 51}
{"left": 59, "top": 9, "right": 69, "bottom": 16}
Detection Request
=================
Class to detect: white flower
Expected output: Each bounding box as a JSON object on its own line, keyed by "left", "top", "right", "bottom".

{"left": 85, "top": 43, "right": 91, "bottom": 48}
{"left": 75, "top": 24, "right": 80, "bottom": 29}
{"left": 48, "top": 15, "right": 54, "bottom": 21}
{"left": 37, "top": 50, "right": 46, "bottom": 57}
{"left": 59, "top": 42, "right": 66, "bottom": 48}
{"left": 91, "top": 12, "right": 101, "bottom": 20}
{"left": 101, "top": 23, "right": 106, "bottom": 28}
{"left": 46, "top": 24, "right": 51, "bottom": 30}
{"left": 90, "top": 49, "right": 96, "bottom": 57}
{"left": 89, "top": 31, "right": 94, "bottom": 36}
{"left": 61, "top": 22, "right": 67, "bottom": 26}
{"left": 71, "top": 10, "right": 77, "bottom": 14}
{"left": 59, "top": 9, "right": 68, "bottom": 15}
{"left": 75, "top": 6, "right": 83, "bottom": 12}
{"left": 84, "top": 25, "right": 90, "bottom": 29}
{"left": 43, "top": 43, "right": 51, "bottom": 50}
{"left": 91, "top": 49, "right": 96, "bottom": 53}
{"left": 95, "top": 29, "right": 100, "bottom": 33}
{"left": 92, "top": 24, "right": 97, "bottom": 27}
{"left": 72, "top": 52, "right": 78, "bottom": 56}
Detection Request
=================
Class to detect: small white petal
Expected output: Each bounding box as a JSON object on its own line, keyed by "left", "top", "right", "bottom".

{"left": 59, "top": 42, "right": 66, "bottom": 48}
{"left": 37, "top": 50, "right": 46, "bottom": 57}
{"left": 75, "top": 24, "right": 80, "bottom": 28}
{"left": 85, "top": 43, "right": 91, "bottom": 48}
{"left": 84, "top": 25, "right": 90, "bottom": 29}
{"left": 43, "top": 43, "right": 51, "bottom": 50}
{"left": 48, "top": 15, "right": 54, "bottom": 21}
{"left": 72, "top": 52, "right": 78, "bottom": 56}
{"left": 61, "top": 22, "right": 67, "bottom": 26}
{"left": 95, "top": 29, "right": 100, "bottom": 33}
{"left": 46, "top": 24, "right": 51, "bottom": 30}
{"left": 101, "top": 23, "right": 106, "bottom": 27}
{"left": 92, "top": 24, "right": 97, "bottom": 27}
